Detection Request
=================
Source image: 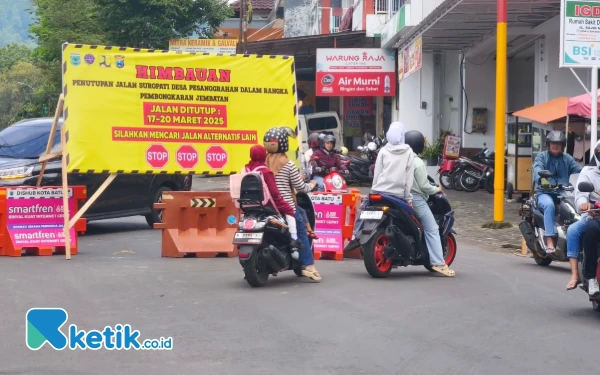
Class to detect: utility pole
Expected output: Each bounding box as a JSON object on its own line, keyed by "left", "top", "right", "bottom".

{"left": 494, "top": 0, "right": 507, "bottom": 222}
{"left": 237, "top": 0, "right": 245, "bottom": 54}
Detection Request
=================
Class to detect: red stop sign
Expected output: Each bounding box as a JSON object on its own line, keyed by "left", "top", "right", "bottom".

{"left": 205, "top": 145, "right": 228, "bottom": 170}
{"left": 146, "top": 144, "right": 169, "bottom": 169}
{"left": 176, "top": 145, "right": 199, "bottom": 169}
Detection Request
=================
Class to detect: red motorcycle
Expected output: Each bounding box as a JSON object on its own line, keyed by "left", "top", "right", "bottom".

{"left": 438, "top": 157, "right": 460, "bottom": 190}
{"left": 311, "top": 157, "right": 350, "bottom": 193}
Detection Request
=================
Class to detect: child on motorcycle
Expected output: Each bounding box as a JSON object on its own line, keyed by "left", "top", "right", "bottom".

{"left": 310, "top": 134, "right": 349, "bottom": 191}
{"left": 404, "top": 130, "right": 455, "bottom": 277}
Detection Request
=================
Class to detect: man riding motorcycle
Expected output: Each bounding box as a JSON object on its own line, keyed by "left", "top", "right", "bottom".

{"left": 310, "top": 134, "right": 349, "bottom": 191}
{"left": 301, "top": 132, "right": 321, "bottom": 179}
{"left": 532, "top": 131, "right": 582, "bottom": 253}
{"left": 565, "top": 141, "right": 600, "bottom": 295}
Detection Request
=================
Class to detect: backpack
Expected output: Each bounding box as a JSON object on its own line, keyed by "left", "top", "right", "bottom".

{"left": 230, "top": 166, "right": 277, "bottom": 212}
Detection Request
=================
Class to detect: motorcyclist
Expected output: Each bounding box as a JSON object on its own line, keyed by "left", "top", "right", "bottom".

{"left": 565, "top": 140, "right": 600, "bottom": 295}
{"left": 404, "top": 130, "right": 455, "bottom": 277}
{"left": 301, "top": 132, "right": 321, "bottom": 179}
{"left": 532, "top": 131, "right": 582, "bottom": 253}
{"left": 310, "top": 134, "right": 349, "bottom": 191}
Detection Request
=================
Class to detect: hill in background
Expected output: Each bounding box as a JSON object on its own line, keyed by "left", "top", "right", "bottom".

{"left": 0, "top": 0, "right": 35, "bottom": 47}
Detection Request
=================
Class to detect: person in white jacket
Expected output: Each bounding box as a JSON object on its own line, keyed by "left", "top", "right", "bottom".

{"left": 344, "top": 122, "right": 414, "bottom": 252}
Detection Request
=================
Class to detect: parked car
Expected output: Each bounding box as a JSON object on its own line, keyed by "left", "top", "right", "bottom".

{"left": 0, "top": 117, "right": 192, "bottom": 227}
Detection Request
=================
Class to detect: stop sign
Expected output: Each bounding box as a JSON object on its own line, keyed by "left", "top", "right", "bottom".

{"left": 146, "top": 144, "right": 169, "bottom": 168}
{"left": 176, "top": 145, "right": 198, "bottom": 169}
{"left": 205, "top": 145, "right": 228, "bottom": 170}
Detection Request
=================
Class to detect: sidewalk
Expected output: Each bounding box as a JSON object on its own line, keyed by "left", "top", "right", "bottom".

{"left": 191, "top": 176, "right": 525, "bottom": 252}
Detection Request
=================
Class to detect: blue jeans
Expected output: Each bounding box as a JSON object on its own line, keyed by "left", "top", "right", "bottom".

{"left": 537, "top": 194, "right": 558, "bottom": 237}
{"left": 295, "top": 208, "right": 314, "bottom": 266}
{"left": 352, "top": 197, "right": 370, "bottom": 240}
{"left": 566, "top": 216, "right": 589, "bottom": 259}
{"left": 313, "top": 175, "right": 325, "bottom": 192}
{"left": 412, "top": 195, "right": 446, "bottom": 266}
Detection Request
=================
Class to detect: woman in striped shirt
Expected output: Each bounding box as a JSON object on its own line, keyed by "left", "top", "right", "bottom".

{"left": 264, "top": 127, "right": 321, "bottom": 282}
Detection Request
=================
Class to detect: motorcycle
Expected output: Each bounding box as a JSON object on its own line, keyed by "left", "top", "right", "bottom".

{"left": 574, "top": 181, "right": 600, "bottom": 312}
{"left": 457, "top": 145, "right": 496, "bottom": 193}
{"left": 358, "top": 177, "right": 458, "bottom": 278}
{"left": 438, "top": 157, "right": 460, "bottom": 190}
{"left": 339, "top": 136, "right": 381, "bottom": 184}
{"left": 518, "top": 170, "right": 577, "bottom": 266}
{"left": 311, "top": 156, "right": 350, "bottom": 193}
{"left": 233, "top": 174, "right": 316, "bottom": 287}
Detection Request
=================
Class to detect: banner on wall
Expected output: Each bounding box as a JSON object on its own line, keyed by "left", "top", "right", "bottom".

{"left": 316, "top": 48, "right": 396, "bottom": 96}
{"left": 343, "top": 97, "right": 373, "bottom": 137}
{"left": 398, "top": 36, "right": 422, "bottom": 81}
{"left": 169, "top": 39, "right": 238, "bottom": 54}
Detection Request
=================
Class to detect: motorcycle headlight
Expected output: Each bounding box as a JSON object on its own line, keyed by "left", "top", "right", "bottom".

{"left": 332, "top": 175, "right": 343, "bottom": 189}
{"left": 367, "top": 142, "right": 377, "bottom": 151}
{"left": 0, "top": 166, "right": 34, "bottom": 179}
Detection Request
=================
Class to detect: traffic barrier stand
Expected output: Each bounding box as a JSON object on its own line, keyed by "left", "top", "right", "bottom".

{"left": 153, "top": 191, "right": 239, "bottom": 258}
{"left": 0, "top": 186, "right": 87, "bottom": 257}
{"left": 309, "top": 188, "right": 361, "bottom": 261}
{"left": 343, "top": 192, "right": 365, "bottom": 260}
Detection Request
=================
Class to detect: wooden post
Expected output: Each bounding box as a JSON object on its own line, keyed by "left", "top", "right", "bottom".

{"left": 37, "top": 94, "right": 64, "bottom": 186}
{"left": 60, "top": 126, "right": 72, "bottom": 260}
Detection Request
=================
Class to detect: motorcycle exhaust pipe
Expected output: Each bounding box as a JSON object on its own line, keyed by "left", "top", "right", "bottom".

{"left": 518, "top": 221, "right": 538, "bottom": 253}
{"left": 261, "top": 247, "right": 283, "bottom": 272}
{"left": 267, "top": 245, "right": 289, "bottom": 269}
{"left": 385, "top": 225, "right": 412, "bottom": 259}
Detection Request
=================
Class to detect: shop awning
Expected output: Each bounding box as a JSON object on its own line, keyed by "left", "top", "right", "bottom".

{"left": 567, "top": 89, "right": 600, "bottom": 119}
{"left": 245, "top": 31, "right": 379, "bottom": 69}
{"left": 513, "top": 97, "right": 569, "bottom": 125}
{"left": 394, "top": 0, "right": 560, "bottom": 52}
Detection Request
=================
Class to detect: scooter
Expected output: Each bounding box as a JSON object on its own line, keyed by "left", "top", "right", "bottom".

{"left": 311, "top": 156, "right": 350, "bottom": 193}
{"left": 233, "top": 173, "right": 316, "bottom": 287}
{"left": 358, "top": 177, "right": 457, "bottom": 278}
{"left": 339, "top": 136, "right": 381, "bottom": 184}
{"left": 458, "top": 146, "right": 496, "bottom": 193}
{"left": 518, "top": 170, "right": 577, "bottom": 266}
{"left": 574, "top": 181, "right": 600, "bottom": 312}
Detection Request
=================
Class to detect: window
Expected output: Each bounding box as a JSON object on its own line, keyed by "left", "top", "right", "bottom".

{"left": 0, "top": 123, "right": 60, "bottom": 159}
{"left": 308, "top": 117, "right": 338, "bottom": 132}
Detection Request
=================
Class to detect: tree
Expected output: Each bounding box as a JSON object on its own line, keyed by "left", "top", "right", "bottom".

{"left": 0, "top": 44, "right": 32, "bottom": 73}
{"left": 0, "top": 61, "right": 47, "bottom": 128}
{"left": 93, "top": 0, "right": 233, "bottom": 49}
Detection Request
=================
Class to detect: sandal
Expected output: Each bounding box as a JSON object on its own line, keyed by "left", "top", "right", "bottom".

{"left": 301, "top": 268, "right": 322, "bottom": 282}
{"left": 545, "top": 247, "right": 556, "bottom": 254}
{"left": 566, "top": 278, "right": 581, "bottom": 290}
{"left": 431, "top": 265, "right": 456, "bottom": 277}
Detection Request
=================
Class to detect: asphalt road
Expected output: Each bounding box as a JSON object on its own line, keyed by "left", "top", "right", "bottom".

{"left": 1, "top": 215, "right": 599, "bottom": 375}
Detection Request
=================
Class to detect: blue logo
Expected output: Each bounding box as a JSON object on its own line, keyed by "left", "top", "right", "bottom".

{"left": 84, "top": 54, "right": 95, "bottom": 65}
{"left": 26, "top": 308, "right": 173, "bottom": 350}
{"left": 115, "top": 55, "right": 125, "bottom": 69}
{"left": 227, "top": 215, "right": 237, "bottom": 225}
{"left": 70, "top": 53, "right": 81, "bottom": 66}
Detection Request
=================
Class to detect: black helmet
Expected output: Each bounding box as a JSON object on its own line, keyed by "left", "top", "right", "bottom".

{"left": 546, "top": 131, "right": 566, "bottom": 147}
{"left": 263, "top": 127, "right": 291, "bottom": 153}
{"left": 405, "top": 130, "right": 425, "bottom": 154}
{"left": 307, "top": 132, "right": 320, "bottom": 149}
{"left": 322, "top": 134, "right": 336, "bottom": 148}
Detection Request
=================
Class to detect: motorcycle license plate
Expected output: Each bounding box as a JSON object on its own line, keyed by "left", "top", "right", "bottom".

{"left": 233, "top": 232, "right": 263, "bottom": 244}
{"left": 360, "top": 210, "right": 384, "bottom": 220}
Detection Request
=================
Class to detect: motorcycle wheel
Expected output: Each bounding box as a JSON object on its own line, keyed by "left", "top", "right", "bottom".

{"left": 363, "top": 228, "right": 393, "bottom": 278}
{"left": 593, "top": 299, "right": 600, "bottom": 312}
{"left": 425, "top": 233, "right": 457, "bottom": 272}
{"left": 439, "top": 171, "right": 453, "bottom": 190}
{"left": 460, "top": 167, "right": 482, "bottom": 192}
{"left": 450, "top": 170, "right": 465, "bottom": 191}
{"left": 484, "top": 173, "right": 494, "bottom": 194}
{"left": 243, "top": 250, "right": 270, "bottom": 287}
{"left": 533, "top": 252, "right": 552, "bottom": 266}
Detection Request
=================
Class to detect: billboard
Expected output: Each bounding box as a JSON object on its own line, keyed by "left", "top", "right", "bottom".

{"left": 315, "top": 48, "right": 396, "bottom": 96}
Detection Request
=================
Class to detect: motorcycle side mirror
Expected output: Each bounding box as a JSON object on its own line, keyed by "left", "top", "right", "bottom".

{"left": 578, "top": 181, "right": 595, "bottom": 193}
{"left": 538, "top": 170, "right": 553, "bottom": 178}
{"left": 357, "top": 146, "right": 364, "bottom": 151}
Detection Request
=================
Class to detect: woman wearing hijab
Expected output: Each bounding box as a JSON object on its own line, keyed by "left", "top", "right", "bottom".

{"left": 263, "top": 127, "right": 322, "bottom": 282}
{"left": 243, "top": 145, "right": 300, "bottom": 258}
{"left": 344, "top": 122, "right": 415, "bottom": 252}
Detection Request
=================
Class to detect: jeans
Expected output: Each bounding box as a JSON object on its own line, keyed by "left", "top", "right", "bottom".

{"left": 352, "top": 197, "right": 370, "bottom": 240}
{"left": 313, "top": 175, "right": 325, "bottom": 192}
{"left": 295, "top": 208, "right": 314, "bottom": 266}
{"left": 412, "top": 195, "right": 446, "bottom": 266}
{"left": 582, "top": 219, "right": 600, "bottom": 280}
{"left": 566, "top": 216, "right": 589, "bottom": 259}
{"left": 537, "top": 194, "right": 558, "bottom": 237}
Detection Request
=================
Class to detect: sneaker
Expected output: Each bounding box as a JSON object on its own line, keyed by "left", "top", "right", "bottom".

{"left": 588, "top": 278, "right": 599, "bottom": 296}
{"left": 344, "top": 239, "right": 360, "bottom": 252}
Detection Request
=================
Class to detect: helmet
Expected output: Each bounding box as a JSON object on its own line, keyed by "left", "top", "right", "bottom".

{"left": 340, "top": 146, "right": 348, "bottom": 155}
{"left": 263, "top": 127, "right": 292, "bottom": 153}
{"left": 307, "top": 132, "right": 321, "bottom": 149}
{"left": 545, "top": 131, "right": 566, "bottom": 147}
{"left": 404, "top": 130, "right": 425, "bottom": 154}
{"left": 322, "top": 134, "right": 336, "bottom": 149}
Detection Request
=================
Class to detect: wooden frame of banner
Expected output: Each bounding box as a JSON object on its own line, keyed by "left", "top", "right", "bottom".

{"left": 37, "top": 94, "right": 117, "bottom": 260}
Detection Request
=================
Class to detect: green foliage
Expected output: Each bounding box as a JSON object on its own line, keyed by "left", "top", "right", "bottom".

{"left": 421, "top": 130, "right": 455, "bottom": 159}
{"left": 0, "top": 43, "right": 32, "bottom": 73}
{"left": 0, "top": 61, "right": 49, "bottom": 128}
{"left": 93, "top": 0, "right": 233, "bottom": 49}
{"left": 0, "top": 0, "right": 35, "bottom": 47}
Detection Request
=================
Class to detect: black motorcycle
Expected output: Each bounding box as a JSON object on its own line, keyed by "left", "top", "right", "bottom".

{"left": 518, "top": 170, "right": 577, "bottom": 266}
{"left": 574, "top": 181, "right": 600, "bottom": 312}
{"left": 457, "top": 146, "right": 496, "bottom": 193}
{"left": 339, "top": 136, "right": 381, "bottom": 184}
{"left": 233, "top": 173, "right": 315, "bottom": 287}
{"left": 358, "top": 177, "right": 457, "bottom": 278}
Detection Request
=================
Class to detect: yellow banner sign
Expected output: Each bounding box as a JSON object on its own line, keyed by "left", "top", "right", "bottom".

{"left": 62, "top": 43, "right": 298, "bottom": 174}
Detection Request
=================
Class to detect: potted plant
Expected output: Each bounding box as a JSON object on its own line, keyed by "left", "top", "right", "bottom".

{"left": 420, "top": 131, "right": 455, "bottom": 166}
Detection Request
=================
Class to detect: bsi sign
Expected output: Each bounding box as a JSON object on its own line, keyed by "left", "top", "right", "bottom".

{"left": 560, "top": 0, "right": 600, "bottom": 67}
